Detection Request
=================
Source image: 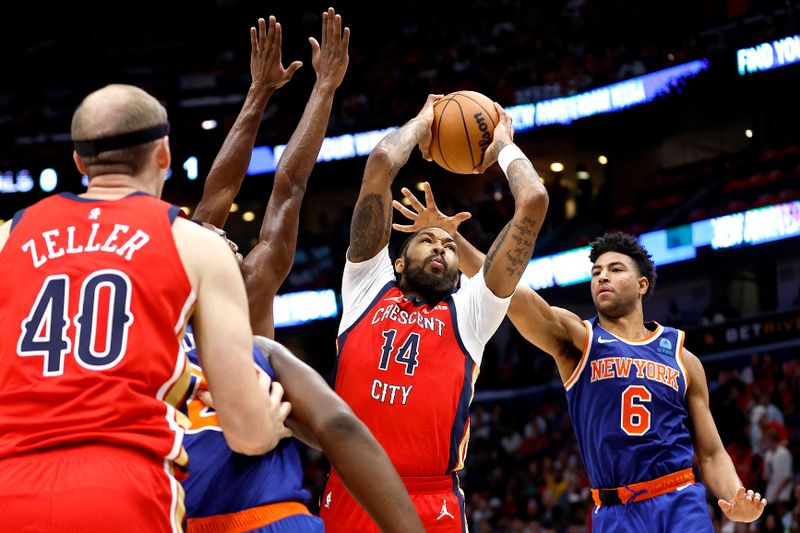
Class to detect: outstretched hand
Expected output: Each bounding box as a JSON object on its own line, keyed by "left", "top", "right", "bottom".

{"left": 250, "top": 16, "right": 303, "bottom": 93}
{"left": 309, "top": 7, "right": 350, "bottom": 89}
{"left": 392, "top": 181, "right": 471, "bottom": 237}
{"left": 718, "top": 487, "right": 766, "bottom": 523}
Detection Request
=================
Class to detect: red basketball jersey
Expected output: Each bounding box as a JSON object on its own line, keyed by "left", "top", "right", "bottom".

{"left": 336, "top": 285, "right": 477, "bottom": 476}
{"left": 0, "top": 192, "right": 194, "bottom": 471}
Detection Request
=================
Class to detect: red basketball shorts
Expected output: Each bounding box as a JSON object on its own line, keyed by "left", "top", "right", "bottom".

{"left": 319, "top": 469, "right": 466, "bottom": 532}
{"left": 0, "top": 443, "right": 184, "bottom": 533}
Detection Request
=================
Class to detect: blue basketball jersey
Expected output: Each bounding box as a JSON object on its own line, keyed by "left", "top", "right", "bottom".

{"left": 565, "top": 319, "right": 695, "bottom": 489}
{"left": 179, "top": 325, "right": 310, "bottom": 518}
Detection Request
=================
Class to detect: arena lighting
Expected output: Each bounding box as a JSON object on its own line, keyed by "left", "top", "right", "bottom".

{"left": 223, "top": 201, "right": 800, "bottom": 328}
{"left": 745, "top": 129, "right": 753, "bottom": 138}
{"left": 242, "top": 211, "right": 256, "bottom": 222}
{"left": 598, "top": 155, "right": 608, "bottom": 165}
{"left": 550, "top": 162, "right": 565, "bottom": 172}
{"left": 229, "top": 202, "right": 239, "bottom": 213}
{"left": 201, "top": 119, "right": 218, "bottom": 130}
{"left": 274, "top": 289, "right": 338, "bottom": 328}
{"left": 737, "top": 34, "right": 800, "bottom": 76}
{"left": 245, "top": 60, "right": 710, "bottom": 176}
{"left": 517, "top": 200, "right": 800, "bottom": 290}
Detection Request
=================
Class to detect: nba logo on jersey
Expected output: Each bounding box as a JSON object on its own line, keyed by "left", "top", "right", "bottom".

{"left": 88, "top": 207, "right": 101, "bottom": 220}
{"left": 658, "top": 338, "right": 673, "bottom": 355}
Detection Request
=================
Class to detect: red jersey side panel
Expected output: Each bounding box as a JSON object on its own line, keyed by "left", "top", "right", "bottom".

{"left": 0, "top": 193, "right": 194, "bottom": 468}
{"left": 335, "top": 285, "right": 475, "bottom": 476}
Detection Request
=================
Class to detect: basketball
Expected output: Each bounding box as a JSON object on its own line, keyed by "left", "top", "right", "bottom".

{"left": 430, "top": 91, "right": 499, "bottom": 174}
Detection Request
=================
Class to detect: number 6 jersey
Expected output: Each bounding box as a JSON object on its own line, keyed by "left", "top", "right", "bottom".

{"left": 565, "top": 318, "right": 694, "bottom": 489}
{"left": 0, "top": 192, "right": 194, "bottom": 470}
{"left": 334, "top": 246, "right": 511, "bottom": 476}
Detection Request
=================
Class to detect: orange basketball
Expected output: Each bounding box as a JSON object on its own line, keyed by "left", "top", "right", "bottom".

{"left": 430, "top": 91, "right": 499, "bottom": 174}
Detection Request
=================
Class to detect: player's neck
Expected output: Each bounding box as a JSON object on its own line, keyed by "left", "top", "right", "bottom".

{"left": 597, "top": 311, "right": 649, "bottom": 340}
{"left": 83, "top": 174, "right": 159, "bottom": 199}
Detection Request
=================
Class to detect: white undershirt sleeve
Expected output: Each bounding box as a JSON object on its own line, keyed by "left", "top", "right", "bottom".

{"left": 338, "top": 246, "right": 396, "bottom": 335}
{"left": 451, "top": 268, "right": 512, "bottom": 367}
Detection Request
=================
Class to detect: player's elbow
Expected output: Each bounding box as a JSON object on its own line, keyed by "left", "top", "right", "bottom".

{"left": 223, "top": 428, "right": 280, "bottom": 456}
{"left": 514, "top": 185, "right": 549, "bottom": 218}
{"left": 318, "top": 409, "right": 368, "bottom": 444}
{"left": 365, "top": 145, "right": 395, "bottom": 175}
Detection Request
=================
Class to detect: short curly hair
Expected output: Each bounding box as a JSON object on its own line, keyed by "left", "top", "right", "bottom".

{"left": 589, "top": 232, "right": 656, "bottom": 299}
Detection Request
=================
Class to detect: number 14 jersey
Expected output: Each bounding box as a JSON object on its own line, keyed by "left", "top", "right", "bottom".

{"left": 335, "top": 246, "right": 510, "bottom": 477}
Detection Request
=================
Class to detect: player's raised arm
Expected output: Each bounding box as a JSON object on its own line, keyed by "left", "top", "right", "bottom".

{"left": 392, "top": 181, "right": 587, "bottom": 379}
{"left": 255, "top": 337, "right": 425, "bottom": 533}
{"left": 193, "top": 15, "right": 302, "bottom": 229}
{"left": 242, "top": 7, "right": 350, "bottom": 338}
{"left": 476, "top": 104, "right": 548, "bottom": 298}
{"left": 348, "top": 94, "right": 442, "bottom": 263}
{"left": 174, "top": 219, "right": 291, "bottom": 455}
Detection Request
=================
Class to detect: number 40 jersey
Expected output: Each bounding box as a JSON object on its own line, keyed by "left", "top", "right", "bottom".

{"left": 0, "top": 192, "right": 194, "bottom": 468}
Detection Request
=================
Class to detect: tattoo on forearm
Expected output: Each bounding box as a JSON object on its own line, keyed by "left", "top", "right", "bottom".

{"left": 350, "top": 193, "right": 389, "bottom": 258}
{"left": 383, "top": 118, "right": 426, "bottom": 148}
{"left": 504, "top": 216, "right": 538, "bottom": 277}
{"left": 507, "top": 162, "right": 539, "bottom": 196}
{"left": 484, "top": 223, "right": 510, "bottom": 274}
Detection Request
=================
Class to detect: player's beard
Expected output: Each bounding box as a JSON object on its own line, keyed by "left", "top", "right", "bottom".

{"left": 399, "top": 256, "right": 458, "bottom": 304}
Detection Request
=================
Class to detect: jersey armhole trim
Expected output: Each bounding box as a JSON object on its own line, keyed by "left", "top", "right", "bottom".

{"left": 10, "top": 208, "right": 26, "bottom": 232}
{"left": 337, "top": 280, "right": 395, "bottom": 348}
{"left": 564, "top": 320, "right": 593, "bottom": 391}
{"left": 675, "top": 330, "right": 689, "bottom": 395}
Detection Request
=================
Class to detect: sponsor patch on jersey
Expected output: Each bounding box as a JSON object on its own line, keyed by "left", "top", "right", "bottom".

{"left": 657, "top": 337, "right": 673, "bottom": 355}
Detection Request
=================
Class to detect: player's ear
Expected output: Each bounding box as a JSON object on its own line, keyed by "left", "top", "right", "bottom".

{"left": 638, "top": 276, "right": 648, "bottom": 298}
{"left": 395, "top": 257, "right": 405, "bottom": 274}
{"left": 156, "top": 136, "right": 171, "bottom": 170}
{"left": 73, "top": 151, "right": 87, "bottom": 175}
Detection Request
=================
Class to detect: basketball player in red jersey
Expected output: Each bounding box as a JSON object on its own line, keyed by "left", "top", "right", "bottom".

{"left": 181, "top": 9, "right": 423, "bottom": 532}
{"left": 394, "top": 189, "right": 768, "bottom": 530}
{"left": 0, "top": 84, "right": 291, "bottom": 533}
{"left": 318, "top": 96, "right": 549, "bottom": 532}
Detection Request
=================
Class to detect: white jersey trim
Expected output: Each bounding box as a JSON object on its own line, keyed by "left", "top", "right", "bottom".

{"left": 564, "top": 320, "right": 593, "bottom": 391}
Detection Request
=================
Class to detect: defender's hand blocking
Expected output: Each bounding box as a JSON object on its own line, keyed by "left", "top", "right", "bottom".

{"left": 717, "top": 487, "right": 766, "bottom": 523}
{"left": 198, "top": 372, "right": 293, "bottom": 444}
{"left": 474, "top": 103, "right": 514, "bottom": 173}
{"left": 392, "top": 181, "right": 471, "bottom": 236}
{"left": 250, "top": 16, "right": 303, "bottom": 92}
{"left": 309, "top": 7, "right": 350, "bottom": 88}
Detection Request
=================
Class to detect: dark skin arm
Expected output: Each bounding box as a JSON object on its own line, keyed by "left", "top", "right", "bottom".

{"left": 254, "top": 337, "right": 425, "bottom": 533}
{"left": 241, "top": 7, "right": 350, "bottom": 337}
{"left": 347, "top": 94, "right": 442, "bottom": 263}
{"left": 193, "top": 15, "right": 302, "bottom": 229}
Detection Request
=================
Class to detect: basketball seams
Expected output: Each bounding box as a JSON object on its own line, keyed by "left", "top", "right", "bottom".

{"left": 433, "top": 98, "right": 458, "bottom": 173}
{"left": 451, "top": 98, "right": 479, "bottom": 169}
{"left": 431, "top": 91, "right": 496, "bottom": 174}
{"left": 456, "top": 91, "right": 498, "bottom": 127}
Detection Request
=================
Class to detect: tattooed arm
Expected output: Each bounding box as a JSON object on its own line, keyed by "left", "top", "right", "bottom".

{"left": 478, "top": 104, "right": 549, "bottom": 298}
{"left": 347, "top": 94, "right": 442, "bottom": 263}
